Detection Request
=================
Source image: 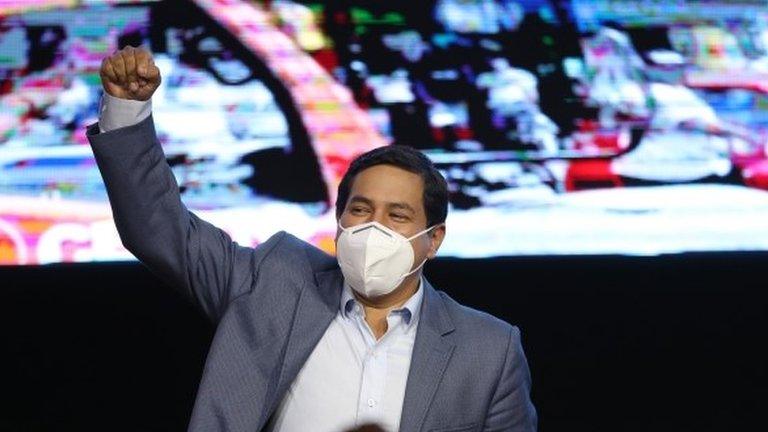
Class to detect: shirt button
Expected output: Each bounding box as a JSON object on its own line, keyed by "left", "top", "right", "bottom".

{"left": 367, "top": 398, "right": 376, "bottom": 407}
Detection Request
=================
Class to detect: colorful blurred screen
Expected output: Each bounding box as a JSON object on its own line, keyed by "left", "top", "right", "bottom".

{"left": 2, "top": 0, "right": 768, "bottom": 264}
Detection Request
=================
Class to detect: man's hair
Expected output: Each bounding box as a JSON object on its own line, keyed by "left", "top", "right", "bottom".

{"left": 335, "top": 145, "right": 449, "bottom": 228}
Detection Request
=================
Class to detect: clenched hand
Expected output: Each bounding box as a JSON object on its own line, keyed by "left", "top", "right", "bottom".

{"left": 100, "top": 46, "right": 161, "bottom": 101}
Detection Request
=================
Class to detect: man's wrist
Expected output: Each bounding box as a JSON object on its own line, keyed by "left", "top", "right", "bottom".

{"left": 98, "top": 92, "right": 152, "bottom": 133}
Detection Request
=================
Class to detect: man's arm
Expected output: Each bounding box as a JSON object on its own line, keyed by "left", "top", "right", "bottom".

{"left": 89, "top": 46, "right": 280, "bottom": 321}
{"left": 483, "top": 326, "right": 538, "bottom": 431}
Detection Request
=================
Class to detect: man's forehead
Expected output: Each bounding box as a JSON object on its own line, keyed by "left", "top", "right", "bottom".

{"left": 348, "top": 165, "right": 425, "bottom": 209}
{"left": 351, "top": 164, "right": 423, "bottom": 186}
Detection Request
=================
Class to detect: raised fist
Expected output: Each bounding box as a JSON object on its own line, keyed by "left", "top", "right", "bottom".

{"left": 100, "top": 46, "right": 161, "bottom": 101}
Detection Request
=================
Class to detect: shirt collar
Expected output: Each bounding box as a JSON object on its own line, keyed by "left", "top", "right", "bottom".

{"left": 341, "top": 278, "right": 424, "bottom": 326}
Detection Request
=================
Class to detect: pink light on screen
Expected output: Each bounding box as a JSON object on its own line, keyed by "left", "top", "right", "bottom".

{"left": 193, "top": 0, "right": 389, "bottom": 201}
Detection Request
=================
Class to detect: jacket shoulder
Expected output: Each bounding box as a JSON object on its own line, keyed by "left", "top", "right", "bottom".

{"left": 262, "top": 231, "right": 338, "bottom": 274}
{"left": 437, "top": 290, "right": 517, "bottom": 342}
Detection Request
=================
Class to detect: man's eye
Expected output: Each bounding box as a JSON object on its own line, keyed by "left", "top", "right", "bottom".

{"left": 391, "top": 213, "right": 407, "bottom": 220}
{"left": 350, "top": 207, "right": 368, "bottom": 214}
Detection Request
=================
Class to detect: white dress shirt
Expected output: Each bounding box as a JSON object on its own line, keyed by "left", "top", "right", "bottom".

{"left": 98, "top": 93, "right": 424, "bottom": 432}
{"left": 267, "top": 282, "right": 423, "bottom": 432}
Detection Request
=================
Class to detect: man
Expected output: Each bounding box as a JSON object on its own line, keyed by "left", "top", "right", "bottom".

{"left": 89, "top": 46, "right": 536, "bottom": 432}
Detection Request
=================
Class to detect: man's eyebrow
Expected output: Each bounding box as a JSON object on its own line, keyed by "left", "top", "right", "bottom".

{"left": 348, "top": 196, "right": 373, "bottom": 206}
{"left": 348, "top": 196, "right": 417, "bottom": 214}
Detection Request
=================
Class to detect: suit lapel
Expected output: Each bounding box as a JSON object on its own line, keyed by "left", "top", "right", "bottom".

{"left": 266, "top": 268, "right": 342, "bottom": 423}
{"left": 399, "top": 280, "right": 456, "bottom": 432}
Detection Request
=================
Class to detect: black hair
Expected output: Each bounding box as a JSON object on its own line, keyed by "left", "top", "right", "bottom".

{"left": 335, "top": 145, "right": 449, "bottom": 228}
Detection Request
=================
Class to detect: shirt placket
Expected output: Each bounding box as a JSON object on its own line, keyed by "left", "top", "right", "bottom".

{"left": 354, "top": 310, "right": 400, "bottom": 427}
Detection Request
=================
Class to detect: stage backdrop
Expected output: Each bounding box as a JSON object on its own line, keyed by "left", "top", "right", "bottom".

{"left": 2, "top": 0, "right": 768, "bottom": 264}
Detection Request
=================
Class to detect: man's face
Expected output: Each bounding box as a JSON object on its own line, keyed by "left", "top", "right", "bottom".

{"left": 336, "top": 164, "right": 445, "bottom": 265}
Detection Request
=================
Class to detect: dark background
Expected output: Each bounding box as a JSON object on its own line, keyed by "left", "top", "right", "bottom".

{"left": 2, "top": 254, "right": 766, "bottom": 431}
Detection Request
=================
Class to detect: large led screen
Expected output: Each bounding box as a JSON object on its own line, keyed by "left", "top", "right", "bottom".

{"left": 1, "top": 0, "right": 768, "bottom": 264}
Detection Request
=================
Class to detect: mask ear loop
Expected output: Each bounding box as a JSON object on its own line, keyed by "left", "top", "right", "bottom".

{"left": 406, "top": 257, "right": 428, "bottom": 276}
{"left": 390, "top": 256, "right": 428, "bottom": 291}
{"left": 406, "top": 223, "right": 444, "bottom": 241}
{"left": 402, "top": 223, "right": 445, "bottom": 282}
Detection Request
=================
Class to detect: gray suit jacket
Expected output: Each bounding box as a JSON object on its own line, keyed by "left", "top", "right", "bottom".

{"left": 87, "top": 116, "right": 536, "bottom": 432}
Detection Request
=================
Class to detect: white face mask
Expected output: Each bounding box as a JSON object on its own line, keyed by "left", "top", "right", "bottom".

{"left": 336, "top": 221, "right": 436, "bottom": 298}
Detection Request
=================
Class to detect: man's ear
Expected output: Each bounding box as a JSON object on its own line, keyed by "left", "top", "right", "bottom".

{"left": 427, "top": 224, "right": 446, "bottom": 259}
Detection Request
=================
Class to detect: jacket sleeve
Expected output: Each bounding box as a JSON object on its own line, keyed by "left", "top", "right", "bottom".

{"left": 483, "top": 326, "right": 538, "bottom": 431}
{"left": 87, "top": 115, "right": 283, "bottom": 322}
